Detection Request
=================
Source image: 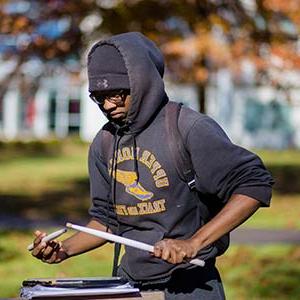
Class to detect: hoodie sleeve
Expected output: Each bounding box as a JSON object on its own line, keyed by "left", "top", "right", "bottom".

{"left": 88, "top": 133, "right": 119, "bottom": 233}
{"left": 186, "top": 116, "right": 274, "bottom": 206}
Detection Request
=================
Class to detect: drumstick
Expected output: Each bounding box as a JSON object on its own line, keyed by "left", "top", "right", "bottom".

{"left": 66, "top": 222, "right": 205, "bottom": 267}
{"left": 27, "top": 228, "right": 67, "bottom": 251}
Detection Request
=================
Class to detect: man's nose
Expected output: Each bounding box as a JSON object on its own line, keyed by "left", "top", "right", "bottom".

{"left": 102, "top": 99, "right": 117, "bottom": 110}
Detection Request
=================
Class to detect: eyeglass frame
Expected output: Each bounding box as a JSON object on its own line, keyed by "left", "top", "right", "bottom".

{"left": 89, "top": 89, "right": 130, "bottom": 106}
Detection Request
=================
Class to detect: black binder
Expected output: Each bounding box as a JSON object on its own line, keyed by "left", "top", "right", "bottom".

{"left": 20, "top": 277, "right": 141, "bottom": 299}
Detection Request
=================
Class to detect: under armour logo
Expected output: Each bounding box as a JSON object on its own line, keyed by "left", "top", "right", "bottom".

{"left": 96, "top": 78, "right": 109, "bottom": 89}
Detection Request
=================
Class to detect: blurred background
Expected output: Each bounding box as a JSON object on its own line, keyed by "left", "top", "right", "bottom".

{"left": 0, "top": 0, "right": 300, "bottom": 299}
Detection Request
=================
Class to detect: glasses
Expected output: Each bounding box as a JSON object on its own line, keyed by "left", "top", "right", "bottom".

{"left": 89, "top": 89, "right": 130, "bottom": 106}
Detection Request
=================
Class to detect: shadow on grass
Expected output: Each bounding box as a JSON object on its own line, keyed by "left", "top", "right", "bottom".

{"left": 1, "top": 164, "right": 300, "bottom": 229}
{"left": 0, "top": 178, "right": 91, "bottom": 229}
{"left": 0, "top": 140, "right": 63, "bottom": 162}
{"left": 269, "top": 165, "right": 300, "bottom": 194}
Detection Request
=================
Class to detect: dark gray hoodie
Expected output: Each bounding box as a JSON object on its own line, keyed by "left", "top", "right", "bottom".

{"left": 88, "top": 32, "right": 273, "bottom": 282}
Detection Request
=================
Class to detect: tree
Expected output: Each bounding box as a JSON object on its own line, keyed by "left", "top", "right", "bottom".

{"left": 0, "top": 0, "right": 100, "bottom": 99}
{"left": 96, "top": 0, "right": 300, "bottom": 112}
{"left": 1, "top": 0, "right": 299, "bottom": 113}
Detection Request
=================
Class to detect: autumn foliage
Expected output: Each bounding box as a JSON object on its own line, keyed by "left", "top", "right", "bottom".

{"left": 1, "top": 0, "right": 299, "bottom": 109}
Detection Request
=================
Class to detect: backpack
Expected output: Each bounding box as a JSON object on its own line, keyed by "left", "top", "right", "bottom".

{"left": 100, "top": 101, "right": 229, "bottom": 276}
{"left": 165, "top": 101, "right": 229, "bottom": 257}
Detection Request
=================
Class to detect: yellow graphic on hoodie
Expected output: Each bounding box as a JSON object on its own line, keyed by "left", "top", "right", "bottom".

{"left": 112, "top": 169, "right": 154, "bottom": 201}
{"left": 109, "top": 147, "right": 169, "bottom": 216}
{"left": 110, "top": 147, "right": 170, "bottom": 189}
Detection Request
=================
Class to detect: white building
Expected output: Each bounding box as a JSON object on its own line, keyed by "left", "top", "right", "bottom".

{"left": 0, "top": 65, "right": 300, "bottom": 149}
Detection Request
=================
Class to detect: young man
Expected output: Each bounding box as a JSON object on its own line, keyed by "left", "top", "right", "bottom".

{"left": 32, "top": 32, "right": 273, "bottom": 299}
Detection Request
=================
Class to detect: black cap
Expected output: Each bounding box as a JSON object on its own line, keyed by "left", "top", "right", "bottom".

{"left": 88, "top": 44, "right": 130, "bottom": 92}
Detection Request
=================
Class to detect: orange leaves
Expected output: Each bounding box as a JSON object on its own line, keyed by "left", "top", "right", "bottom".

{"left": 162, "top": 28, "right": 231, "bottom": 70}
{"left": 56, "top": 39, "right": 71, "bottom": 53}
{"left": 263, "top": 0, "right": 300, "bottom": 13}
{"left": 263, "top": 0, "right": 300, "bottom": 28}
{"left": 14, "top": 16, "right": 29, "bottom": 32}
{"left": 0, "top": 15, "right": 32, "bottom": 34}
{"left": 271, "top": 43, "right": 300, "bottom": 69}
{"left": 195, "top": 67, "right": 209, "bottom": 83}
{"left": 163, "top": 37, "right": 198, "bottom": 57}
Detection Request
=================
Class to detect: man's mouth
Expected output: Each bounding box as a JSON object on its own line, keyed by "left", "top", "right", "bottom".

{"left": 109, "top": 111, "right": 125, "bottom": 119}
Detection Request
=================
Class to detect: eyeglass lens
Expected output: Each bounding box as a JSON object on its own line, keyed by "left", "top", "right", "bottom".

{"left": 90, "top": 90, "right": 129, "bottom": 105}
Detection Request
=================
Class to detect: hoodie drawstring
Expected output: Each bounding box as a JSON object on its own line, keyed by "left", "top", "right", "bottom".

{"left": 106, "top": 127, "right": 140, "bottom": 276}
{"left": 111, "top": 129, "right": 122, "bottom": 205}
{"left": 110, "top": 128, "right": 123, "bottom": 277}
{"left": 105, "top": 128, "right": 121, "bottom": 233}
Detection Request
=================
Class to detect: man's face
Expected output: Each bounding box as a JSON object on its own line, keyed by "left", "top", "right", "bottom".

{"left": 90, "top": 89, "right": 131, "bottom": 125}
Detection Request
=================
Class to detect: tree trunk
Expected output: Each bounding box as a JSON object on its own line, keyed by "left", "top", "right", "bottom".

{"left": 0, "top": 55, "right": 25, "bottom": 100}
{"left": 197, "top": 83, "right": 206, "bottom": 114}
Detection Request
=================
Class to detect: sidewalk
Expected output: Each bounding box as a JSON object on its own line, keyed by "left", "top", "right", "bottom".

{"left": 231, "top": 228, "right": 300, "bottom": 244}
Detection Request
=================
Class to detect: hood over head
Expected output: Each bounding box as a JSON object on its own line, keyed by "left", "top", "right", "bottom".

{"left": 87, "top": 32, "right": 168, "bottom": 133}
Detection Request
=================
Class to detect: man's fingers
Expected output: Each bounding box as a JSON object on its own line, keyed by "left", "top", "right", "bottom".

{"left": 32, "top": 232, "right": 47, "bottom": 255}
{"left": 153, "top": 248, "right": 160, "bottom": 257}
{"left": 154, "top": 241, "right": 170, "bottom": 260}
{"left": 175, "top": 250, "right": 186, "bottom": 264}
{"left": 153, "top": 244, "right": 162, "bottom": 257}
{"left": 153, "top": 239, "right": 197, "bottom": 264}
{"left": 169, "top": 248, "right": 178, "bottom": 264}
{"left": 153, "top": 240, "right": 167, "bottom": 257}
{"left": 171, "top": 248, "right": 187, "bottom": 264}
{"left": 31, "top": 235, "right": 57, "bottom": 258}
{"left": 42, "top": 241, "right": 58, "bottom": 258}
{"left": 161, "top": 248, "right": 171, "bottom": 261}
{"left": 45, "top": 251, "right": 58, "bottom": 264}
{"left": 31, "top": 240, "right": 47, "bottom": 257}
{"left": 33, "top": 232, "right": 46, "bottom": 248}
{"left": 30, "top": 231, "right": 67, "bottom": 265}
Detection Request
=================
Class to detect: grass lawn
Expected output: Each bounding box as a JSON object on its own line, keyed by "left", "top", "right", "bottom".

{"left": 0, "top": 230, "right": 113, "bottom": 297}
{"left": 1, "top": 141, "right": 300, "bottom": 298}
{"left": 242, "top": 193, "right": 300, "bottom": 230}
{"left": 217, "top": 245, "right": 300, "bottom": 300}
{"left": 0, "top": 140, "right": 89, "bottom": 196}
{"left": 255, "top": 149, "right": 300, "bottom": 166}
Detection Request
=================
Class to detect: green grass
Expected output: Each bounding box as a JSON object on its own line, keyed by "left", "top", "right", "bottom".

{"left": 254, "top": 149, "right": 300, "bottom": 166}
{"left": 217, "top": 245, "right": 300, "bottom": 300}
{"left": 0, "top": 230, "right": 113, "bottom": 297}
{"left": 0, "top": 141, "right": 89, "bottom": 196}
{"left": 1, "top": 142, "right": 300, "bottom": 298}
{"left": 0, "top": 140, "right": 90, "bottom": 221}
{"left": 242, "top": 193, "right": 300, "bottom": 230}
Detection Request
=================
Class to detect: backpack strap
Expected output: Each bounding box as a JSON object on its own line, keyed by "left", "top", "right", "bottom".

{"left": 165, "top": 102, "right": 195, "bottom": 190}
{"left": 165, "top": 102, "right": 209, "bottom": 223}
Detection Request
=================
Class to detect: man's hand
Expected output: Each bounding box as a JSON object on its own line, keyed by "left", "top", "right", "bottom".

{"left": 153, "top": 238, "right": 198, "bottom": 264}
{"left": 31, "top": 220, "right": 109, "bottom": 264}
{"left": 153, "top": 194, "right": 261, "bottom": 265}
{"left": 31, "top": 230, "right": 68, "bottom": 264}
